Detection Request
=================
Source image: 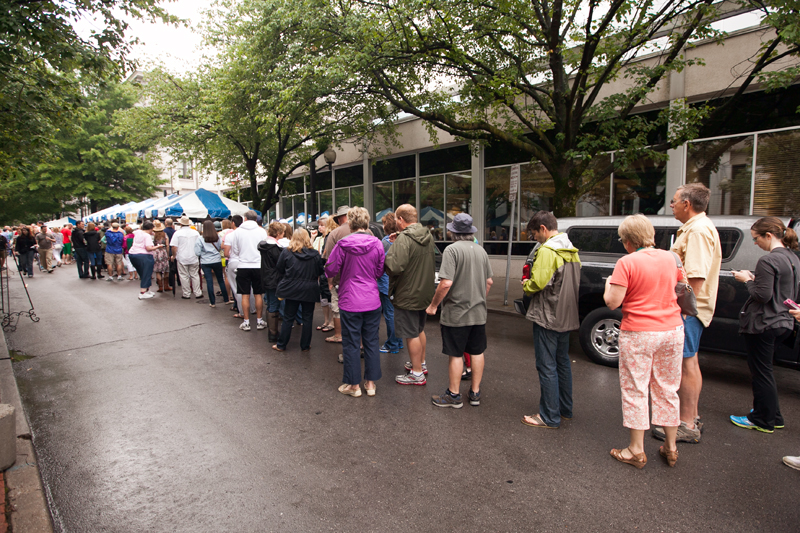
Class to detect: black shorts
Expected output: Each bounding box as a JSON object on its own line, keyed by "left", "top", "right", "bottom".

{"left": 441, "top": 324, "right": 487, "bottom": 358}
{"left": 235, "top": 268, "right": 263, "bottom": 295}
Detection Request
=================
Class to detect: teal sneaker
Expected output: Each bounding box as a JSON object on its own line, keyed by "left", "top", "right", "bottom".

{"left": 730, "top": 415, "right": 773, "bottom": 433}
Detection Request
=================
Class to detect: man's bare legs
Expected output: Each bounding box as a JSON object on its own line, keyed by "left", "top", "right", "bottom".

{"left": 241, "top": 294, "right": 264, "bottom": 322}
{"left": 470, "top": 354, "right": 484, "bottom": 393}
{"left": 679, "top": 355, "right": 702, "bottom": 428}
{"left": 407, "top": 333, "right": 425, "bottom": 373}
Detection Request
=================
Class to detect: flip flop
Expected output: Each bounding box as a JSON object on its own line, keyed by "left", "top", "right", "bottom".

{"left": 233, "top": 313, "right": 244, "bottom": 319}
{"left": 319, "top": 325, "right": 334, "bottom": 332}
{"left": 325, "top": 336, "right": 342, "bottom": 343}
{"left": 521, "top": 414, "right": 557, "bottom": 429}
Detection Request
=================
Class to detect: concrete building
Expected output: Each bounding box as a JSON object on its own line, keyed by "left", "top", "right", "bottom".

{"left": 276, "top": 23, "right": 800, "bottom": 268}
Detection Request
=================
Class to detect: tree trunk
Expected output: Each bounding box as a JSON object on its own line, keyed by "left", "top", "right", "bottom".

{"left": 309, "top": 160, "right": 317, "bottom": 225}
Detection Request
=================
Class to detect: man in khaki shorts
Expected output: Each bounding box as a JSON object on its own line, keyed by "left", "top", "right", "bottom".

{"left": 653, "top": 183, "right": 721, "bottom": 444}
{"left": 103, "top": 222, "right": 126, "bottom": 280}
{"left": 385, "top": 204, "right": 436, "bottom": 386}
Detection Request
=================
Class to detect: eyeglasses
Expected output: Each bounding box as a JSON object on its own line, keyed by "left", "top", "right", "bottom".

{"left": 669, "top": 199, "right": 687, "bottom": 206}
{"left": 752, "top": 235, "right": 760, "bottom": 243}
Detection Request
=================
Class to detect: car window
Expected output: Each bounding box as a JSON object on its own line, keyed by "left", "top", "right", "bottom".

{"left": 566, "top": 228, "right": 627, "bottom": 254}
{"left": 567, "top": 225, "right": 741, "bottom": 261}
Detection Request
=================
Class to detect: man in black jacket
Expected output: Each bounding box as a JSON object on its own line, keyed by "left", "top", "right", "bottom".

{"left": 72, "top": 221, "right": 90, "bottom": 279}
{"left": 258, "top": 221, "right": 285, "bottom": 342}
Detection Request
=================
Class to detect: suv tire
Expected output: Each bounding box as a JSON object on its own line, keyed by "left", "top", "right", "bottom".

{"left": 579, "top": 308, "right": 623, "bottom": 367}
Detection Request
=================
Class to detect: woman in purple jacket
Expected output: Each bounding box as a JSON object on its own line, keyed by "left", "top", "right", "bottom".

{"left": 325, "top": 207, "right": 386, "bottom": 398}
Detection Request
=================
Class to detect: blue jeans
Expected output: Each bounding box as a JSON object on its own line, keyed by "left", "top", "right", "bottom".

{"left": 341, "top": 308, "right": 382, "bottom": 385}
{"left": 533, "top": 323, "right": 573, "bottom": 427}
{"left": 74, "top": 248, "right": 89, "bottom": 278}
{"left": 128, "top": 254, "right": 154, "bottom": 290}
{"left": 380, "top": 293, "right": 402, "bottom": 350}
{"left": 201, "top": 263, "right": 228, "bottom": 305}
{"left": 18, "top": 250, "right": 35, "bottom": 276}
{"left": 265, "top": 289, "right": 280, "bottom": 313}
{"left": 89, "top": 250, "right": 104, "bottom": 267}
{"left": 277, "top": 300, "right": 316, "bottom": 351}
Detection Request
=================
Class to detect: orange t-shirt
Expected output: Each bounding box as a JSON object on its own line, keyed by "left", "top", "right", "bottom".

{"left": 609, "top": 249, "right": 683, "bottom": 331}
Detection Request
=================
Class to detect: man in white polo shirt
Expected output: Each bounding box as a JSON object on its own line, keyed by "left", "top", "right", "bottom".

{"left": 224, "top": 210, "right": 267, "bottom": 331}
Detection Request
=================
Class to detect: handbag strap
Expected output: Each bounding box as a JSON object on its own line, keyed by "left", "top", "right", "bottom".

{"left": 670, "top": 251, "right": 690, "bottom": 284}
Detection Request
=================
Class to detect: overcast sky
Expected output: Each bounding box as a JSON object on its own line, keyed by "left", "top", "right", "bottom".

{"left": 84, "top": 1, "right": 763, "bottom": 78}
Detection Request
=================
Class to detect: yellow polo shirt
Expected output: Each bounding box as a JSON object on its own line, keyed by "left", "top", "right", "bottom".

{"left": 671, "top": 212, "right": 722, "bottom": 328}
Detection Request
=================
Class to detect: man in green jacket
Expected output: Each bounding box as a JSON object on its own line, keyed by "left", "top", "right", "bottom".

{"left": 520, "top": 211, "right": 581, "bottom": 429}
{"left": 385, "top": 204, "right": 436, "bottom": 385}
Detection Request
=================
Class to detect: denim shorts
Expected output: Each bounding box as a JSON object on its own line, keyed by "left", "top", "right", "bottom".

{"left": 681, "top": 315, "right": 704, "bottom": 358}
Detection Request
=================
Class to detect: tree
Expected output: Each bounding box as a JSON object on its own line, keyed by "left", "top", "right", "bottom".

{"left": 0, "top": 1, "right": 176, "bottom": 183}
{"left": 118, "top": 0, "right": 393, "bottom": 216}
{"left": 30, "top": 83, "right": 163, "bottom": 215}
{"left": 293, "top": 0, "right": 800, "bottom": 216}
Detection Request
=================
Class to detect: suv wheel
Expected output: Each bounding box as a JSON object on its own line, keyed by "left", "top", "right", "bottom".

{"left": 579, "top": 308, "right": 623, "bottom": 367}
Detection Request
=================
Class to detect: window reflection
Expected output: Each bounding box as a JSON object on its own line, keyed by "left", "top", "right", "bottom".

{"left": 687, "top": 136, "right": 752, "bottom": 216}
{"left": 420, "top": 175, "right": 444, "bottom": 240}
{"left": 613, "top": 156, "right": 666, "bottom": 215}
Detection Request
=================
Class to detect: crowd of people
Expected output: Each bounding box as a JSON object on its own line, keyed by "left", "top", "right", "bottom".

{"left": 2, "top": 181, "right": 799, "bottom": 472}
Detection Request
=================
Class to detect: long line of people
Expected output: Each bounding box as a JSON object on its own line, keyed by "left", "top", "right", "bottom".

{"left": 4, "top": 185, "right": 799, "bottom": 473}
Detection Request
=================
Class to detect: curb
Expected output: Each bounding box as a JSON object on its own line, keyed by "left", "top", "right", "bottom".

{"left": 0, "top": 328, "right": 54, "bottom": 533}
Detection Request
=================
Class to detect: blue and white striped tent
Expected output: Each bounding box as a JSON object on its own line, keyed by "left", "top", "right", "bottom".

{"left": 141, "top": 194, "right": 179, "bottom": 218}
{"left": 151, "top": 188, "right": 260, "bottom": 219}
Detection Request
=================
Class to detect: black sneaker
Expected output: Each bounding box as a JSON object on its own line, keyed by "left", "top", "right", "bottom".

{"left": 431, "top": 390, "right": 463, "bottom": 408}
{"left": 468, "top": 390, "right": 480, "bottom": 406}
{"left": 461, "top": 369, "right": 472, "bottom": 381}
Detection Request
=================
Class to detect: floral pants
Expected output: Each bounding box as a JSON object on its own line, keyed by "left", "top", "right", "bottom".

{"left": 618, "top": 329, "right": 684, "bottom": 430}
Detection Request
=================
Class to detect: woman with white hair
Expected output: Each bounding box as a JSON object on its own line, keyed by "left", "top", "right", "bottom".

{"left": 603, "top": 214, "right": 685, "bottom": 469}
{"left": 325, "top": 207, "right": 385, "bottom": 398}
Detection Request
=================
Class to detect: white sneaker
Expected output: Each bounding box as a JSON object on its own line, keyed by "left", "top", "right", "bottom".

{"left": 106, "top": 276, "right": 114, "bottom": 281}
{"left": 117, "top": 275, "right": 124, "bottom": 281}
{"left": 239, "top": 321, "right": 251, "bottom": 331}
{"left": 784, "top": 456, "right": 800, "bottom": 471}
{"left": 256, "top": 320, "right": 267, "bottom": 330}
{"left": 138, "top": 292, "right": 154, "bottom": 300}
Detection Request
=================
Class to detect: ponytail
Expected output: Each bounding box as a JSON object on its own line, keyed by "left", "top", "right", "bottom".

{"left": 783, "top": 227, "right": 799, "bottom": 251}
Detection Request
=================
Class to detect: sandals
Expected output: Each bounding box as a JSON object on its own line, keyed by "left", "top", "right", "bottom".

{"left": 521, "top": 414, "right": 557, "bottom": 429}
{"left": 325, "top": 335, "right": 342, "bottom": 343}
{"left": 610, "top": 447, "right": 647, "bottom": 469}
{"left": 338, "top": 384, "right": 361, "bottom": 397}
{"left": 271, "top": 345, "right": 285, "bottom": 352}
{"left": 364, "top": 383, "right": 376, "bottom": 397}
{"left": 233, "top": 313, "right": 244, "bottom": 319}
{"left": 317, "top": 325, "right": 334, "bottom": 332}
{"left": 659, "top": 446, "right": 679, "bottom": 467}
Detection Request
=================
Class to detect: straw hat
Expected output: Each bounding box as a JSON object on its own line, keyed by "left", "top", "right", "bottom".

{"left": 178, "top": 215, "right": 192, "bottom": 226}
{"left": 153, "top": 221, "right": 165, "bottom": 232}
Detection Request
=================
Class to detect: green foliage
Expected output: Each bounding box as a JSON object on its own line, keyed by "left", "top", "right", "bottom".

{"left": 117, "top": 0, "right": 394, "bottom": 215}
{"left": 0, "top": 0, "right": 176, "bottom": 219}
{"left": 25, "top": 83, "right": 163, "bottom": 218}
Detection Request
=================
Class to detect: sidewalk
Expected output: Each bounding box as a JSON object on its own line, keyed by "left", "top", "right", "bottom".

{"left": 486, "top": 277, "right": 526, "bottom": 317}
{"left": 0, "top": 327, "right": 53, "bottom": 533}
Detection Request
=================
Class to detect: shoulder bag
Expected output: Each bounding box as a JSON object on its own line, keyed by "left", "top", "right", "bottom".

{"left": 670, "top": 251, "right": 698, "bottom": 316}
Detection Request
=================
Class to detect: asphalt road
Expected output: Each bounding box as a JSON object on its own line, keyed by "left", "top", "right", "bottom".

{"left": 5, "top": 266, "right": 800, "bottom": 532}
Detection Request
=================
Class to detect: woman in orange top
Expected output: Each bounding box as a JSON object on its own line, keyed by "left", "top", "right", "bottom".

{"left": 603, "top": 215, "right": 685, "bottom": 469}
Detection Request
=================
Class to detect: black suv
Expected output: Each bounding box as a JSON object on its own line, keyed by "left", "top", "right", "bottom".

{"left": 515, "top": 216, "right": 800, "bottom": 368}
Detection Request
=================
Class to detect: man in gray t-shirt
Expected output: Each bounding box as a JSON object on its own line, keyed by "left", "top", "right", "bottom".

{"left": 426, "top": 213, "right": 493, "bottom": 409}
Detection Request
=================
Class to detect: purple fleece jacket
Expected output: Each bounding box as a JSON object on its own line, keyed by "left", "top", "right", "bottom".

{"left": 325, "top": 231, "right": 385, "bottom": 313}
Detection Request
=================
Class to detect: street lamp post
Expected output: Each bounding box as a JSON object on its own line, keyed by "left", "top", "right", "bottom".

{"left": 308, "top": 147, "right": 337, "bottom": 224}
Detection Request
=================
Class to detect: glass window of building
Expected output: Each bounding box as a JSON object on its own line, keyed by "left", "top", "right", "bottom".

{"left": 687, "top": 136, "right": 753, "bottom": 216}
{"left": 753, "top": 129, "right": 800, "bottom": 216}
{"left": 373, "top": 154, "right": 415, "bottom": 183}
{"left": 612, "top": 156, "right": 667, "bottom": 216}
